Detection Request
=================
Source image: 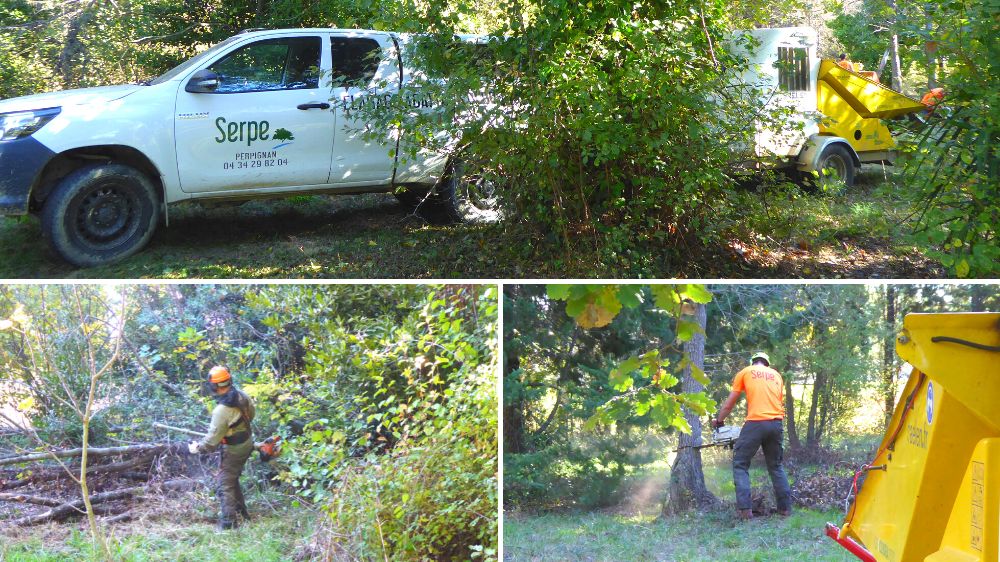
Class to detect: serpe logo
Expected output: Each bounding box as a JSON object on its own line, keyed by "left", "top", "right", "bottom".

{"left": 214, "top": 117, "right": 295, "bottom": 149}
{"left": 926, "top": 381, "right": 934, "bottom": 425}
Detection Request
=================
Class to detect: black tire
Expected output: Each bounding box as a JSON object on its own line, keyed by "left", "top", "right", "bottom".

{"left": 416, "top": 159, "right": 500, "bottom": 224}
{"left": 813, "top": 144, "right": 856, "bottom": 188}
{"left": 41, "top": 163, "right": 160, "bottom": 267}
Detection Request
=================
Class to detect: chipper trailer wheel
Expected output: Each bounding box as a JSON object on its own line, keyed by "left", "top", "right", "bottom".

{"left": 815, "top": 144, "right": 856, "bottom": 189}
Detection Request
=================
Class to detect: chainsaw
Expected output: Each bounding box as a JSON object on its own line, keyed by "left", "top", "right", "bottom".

{"left": 153, "top": 422, "right": 283, "bottom": 462}
{"left": 672, "top": 419, "right": 741, "bottom": 452}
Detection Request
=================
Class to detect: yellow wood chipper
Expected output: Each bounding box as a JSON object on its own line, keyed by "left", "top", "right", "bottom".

{"left": 735, "top": 28, "right": 928, "bottom": 186}
{"left": 827, "top": 312, "right": 1000, "bottom": 562}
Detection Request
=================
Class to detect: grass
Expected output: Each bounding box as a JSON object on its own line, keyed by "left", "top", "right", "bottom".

{"left": 0, "top": 491, "right": 321, "bottom": 562}
{"left": 723, "top": 166, "right": 941, "bottom": 278}
{"left": 504, "top": 447, "right": 861, "bottom": 561}
{"left": 0, "top": 174, "right": 942, "bottom": 278}
{"left": 0, "top": 194, "right": 515, "bottom": 279}
{"left": 503, "top": 508, "right": 854, "bottom": 562}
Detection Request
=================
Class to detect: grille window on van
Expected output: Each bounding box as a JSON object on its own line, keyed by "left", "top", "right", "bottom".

{"left": 777, "top": 47, "right": 809, "bottom": 92}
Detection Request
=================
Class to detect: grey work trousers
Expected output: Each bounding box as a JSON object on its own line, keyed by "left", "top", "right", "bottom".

{"left": 217, "top": 439, "right": 254, "bottom": 527}
{"left": 732, "top": 419, "right": 792, "bottom": 511}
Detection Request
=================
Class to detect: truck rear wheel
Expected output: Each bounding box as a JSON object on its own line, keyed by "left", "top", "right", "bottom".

{"left": 429, "top": 159, "right": 499, "bottom": 224}
{"left": 815, "top": 144, "right": 856, "bottom": 188}
{"left": 41, "top": 163, "right": 160, "bottom": 267}
{"left": 398, "top": 160, "right": 499, "bottom": 224}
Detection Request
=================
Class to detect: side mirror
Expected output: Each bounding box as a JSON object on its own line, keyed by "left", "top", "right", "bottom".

{"left": 185, "top": 70, "right": 220, "bottom": 93}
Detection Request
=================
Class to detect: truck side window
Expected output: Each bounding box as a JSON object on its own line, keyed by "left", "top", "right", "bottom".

{"left": 776, "top": 47, "right": 809, "bottom": 92}
{"left": 329, "top": 37, "right": 383, "bottom": 89}
{"left": 209, "top": 37, "right": 321, "bottom": 94}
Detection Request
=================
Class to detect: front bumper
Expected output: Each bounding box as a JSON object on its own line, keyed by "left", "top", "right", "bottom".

{"left": 0, "top": 136, "right": 56, "bottom": 215}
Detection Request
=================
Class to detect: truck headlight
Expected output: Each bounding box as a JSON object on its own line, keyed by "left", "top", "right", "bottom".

{"left": 0, "top": 107, "right": 61, "bottom": 141}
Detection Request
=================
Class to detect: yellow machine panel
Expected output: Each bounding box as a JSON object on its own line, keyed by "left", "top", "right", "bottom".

{"left": 815, "top": 60, "right": 927, "bottom": 156}
{"left": 817, "top": 80, "right": 896, "bottom": 153}
{"left": 817, "top": 60, "right": 926, "bottom": 119}
{"left": 838, "top": 313, "right": 1000, "bottom": 562}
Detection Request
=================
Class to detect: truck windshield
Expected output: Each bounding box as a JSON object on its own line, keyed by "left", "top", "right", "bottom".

{"left": 148, "top": 35, "right": 244, "bottom": 85}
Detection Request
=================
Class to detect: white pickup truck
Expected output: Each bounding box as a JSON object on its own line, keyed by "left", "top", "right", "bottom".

{"left": 0, "top": 28, "right": 471, "bottom": 266}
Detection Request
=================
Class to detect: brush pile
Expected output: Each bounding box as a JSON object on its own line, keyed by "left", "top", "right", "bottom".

{"left": 0, "top": 442, "right": 207, "bottom": 527}
{"left": 790, "top": 465, "right": 855, "bottom": 511}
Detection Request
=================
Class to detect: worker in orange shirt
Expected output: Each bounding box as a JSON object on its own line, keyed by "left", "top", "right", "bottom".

{"left": 711, "top": 352, "right": 792, "bottom": 520}
{"left": 921, "top": 87, "right": 945, "bottom": 115}
{"left": 836, "top": 53, "right": 856, "bottom": 72}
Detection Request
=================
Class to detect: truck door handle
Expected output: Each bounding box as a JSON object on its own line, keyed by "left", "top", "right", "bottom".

{"left": 297, "top": 102, "right": 331, "bottom": 110}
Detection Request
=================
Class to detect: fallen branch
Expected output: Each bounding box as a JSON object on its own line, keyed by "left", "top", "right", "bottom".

{"left": 0, "top": 478, "right": 31, "bottom": 491}
{"left": 0, "top": 492, "right": 64, "bottom": 507}
{"left": 10, "top": 486, "right": 143, "bottom": 526}
{"left": 119, "top": 471, "right": 151, "bottom": 481}
{"left": 101, "top": 510, "right": 132, "bottom": 524}
{"left": 0, "top": 455, "right": 155, "bottom": 491}
{"left": 9, "top": 478, "right": 194, "bottom": 526}
{"left": 0, "top": 443, "right": 171, "bottom": 467}
{"left": 28, "top": 454, "right": 156, "bottom": 480}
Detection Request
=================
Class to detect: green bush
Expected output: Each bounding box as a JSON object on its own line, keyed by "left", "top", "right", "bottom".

{"left": 326, "top": 366, "right": 497, "bottom": 560}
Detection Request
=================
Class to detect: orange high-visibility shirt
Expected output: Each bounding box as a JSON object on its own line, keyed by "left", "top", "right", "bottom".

{"left": 921, "top": 88, "right": 945, "bottom": 107}
{"left": 837, "top": 59, "right": 855, "bottom": 72}
{"left": 732, "top": 365, "right": 785, "bottom": 421}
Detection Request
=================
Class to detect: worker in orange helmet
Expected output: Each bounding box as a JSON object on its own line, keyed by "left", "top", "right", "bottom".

{"left": 711, "top": 352, "right": 792, "bottom": 520}
{"left": 921, "top": 87, "right": 945, "bottom": 116}
{"left": 188, "top": 365, "right": 256, "bottom": 530}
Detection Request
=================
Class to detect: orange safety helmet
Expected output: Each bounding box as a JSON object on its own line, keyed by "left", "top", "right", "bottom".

{"left": 207, "top": 365, "right": 232, "bottom": 391}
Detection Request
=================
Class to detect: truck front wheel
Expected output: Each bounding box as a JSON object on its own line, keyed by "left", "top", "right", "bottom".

{"left": 814, "top": 144, "right": 856, "bottom": 188}
{"left": 41, "top": 163, "right": 160, "bottom": 267}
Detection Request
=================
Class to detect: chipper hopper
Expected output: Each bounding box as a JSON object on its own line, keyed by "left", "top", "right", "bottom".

{"left": 827, "top": 312, "right": 1000, "bottom": 562}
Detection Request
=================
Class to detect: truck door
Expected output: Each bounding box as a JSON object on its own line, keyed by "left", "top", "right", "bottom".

{"left": 174, "top": 34, "right": 335, "bottom": 193}
{"left": 328, "top": 33, "right": 399, "bottom": 185}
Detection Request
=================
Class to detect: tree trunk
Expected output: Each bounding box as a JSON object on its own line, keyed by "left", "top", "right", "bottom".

{"left": 255, "top": 0, "right": 269, "bottom": 27}
{"left": 663, "top": 303, "right": 718, "bottom": 516}
{"left": 816, "top": 378, "right": 831, "bottom": 445}
{"left": 970, "top": 285, "right": 988, "bottom": 312}
{"left": 783, "top": 358, "right": 800, "bottom": 449}
{"left": 503, "top": 352, "right": 526, "bottom": 455}
{"left": 882, "top": 285, "right": 897, "bottom": 429}
{"left": 924, "top": 4, "right": 937, "bottom": 89}
{"left": 58, "top": 0, "right": 98, "bottom": 88}
{"left": 886, "top": 0, "right": 904, "bottom": 92}
{"left": 804, "top": 320, "right": 830, "bottom": 448}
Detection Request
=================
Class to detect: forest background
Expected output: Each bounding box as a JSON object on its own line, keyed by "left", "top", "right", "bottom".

{"left": 0, "top": 0, "right": 995, "bottom": 278}
{"left": 0, "top": 283, "right": 498, "bottom": 561}
{"left": 503, "top": 283, "right": 998, "bottom": 560}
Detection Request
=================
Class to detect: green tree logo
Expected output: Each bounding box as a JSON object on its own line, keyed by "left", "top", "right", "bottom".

{"left": 273, "top": 128, "right": 295, "bottom": 141}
